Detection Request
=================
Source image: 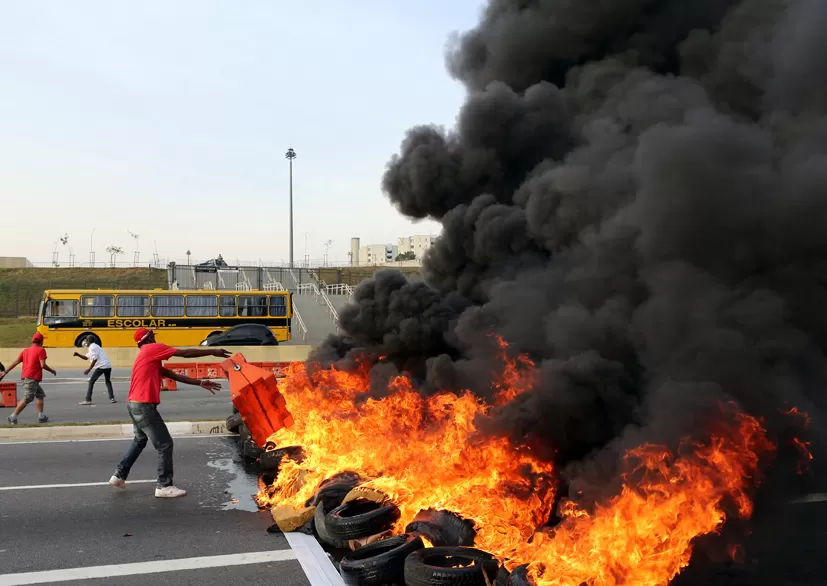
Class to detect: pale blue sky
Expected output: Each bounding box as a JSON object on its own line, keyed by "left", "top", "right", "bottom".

{"left": 0, "top": 1, "right": 482, "bottom": 265}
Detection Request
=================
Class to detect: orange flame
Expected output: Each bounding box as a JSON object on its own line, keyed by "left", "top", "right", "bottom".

{"left": 516, "top": 411, "right": 774, "bottom": 585}
{"left": 256, "top": 344, "right": 775, "bottom": 585}
{"left": 257, "top": 351, "right": 555, "bottom": 558}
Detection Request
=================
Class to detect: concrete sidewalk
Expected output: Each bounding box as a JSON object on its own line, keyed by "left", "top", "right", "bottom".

{"left": 0, "top": 344, "right": 312, "bottom": 368}
{"left": 0, "top": 420, "right": 228, "bottom": 441}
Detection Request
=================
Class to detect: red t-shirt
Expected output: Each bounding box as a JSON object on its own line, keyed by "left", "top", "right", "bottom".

{"left": 127, "top": 343, "right": 179, "bottom": 404}
{"left": 19, "top": 345, "right": 47, "bottom": 381}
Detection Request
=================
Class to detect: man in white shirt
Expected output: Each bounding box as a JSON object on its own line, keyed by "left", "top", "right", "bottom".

{"left": 73, "top": 338, "right": 116, "bottom": 404}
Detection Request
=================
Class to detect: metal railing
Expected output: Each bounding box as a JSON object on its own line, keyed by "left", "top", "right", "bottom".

{"left": 295, "top": 282, "right": 339, "bottom": 330}
{"left": 291, "top": 301, "right": 307, "bottom": 341}
{"left": 324, "top": 283, "right": 354, "bottom": 298}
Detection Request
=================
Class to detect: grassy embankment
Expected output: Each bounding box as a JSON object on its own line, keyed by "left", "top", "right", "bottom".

{"left": 0, "top": 267, "right": 166, "bottom": 347}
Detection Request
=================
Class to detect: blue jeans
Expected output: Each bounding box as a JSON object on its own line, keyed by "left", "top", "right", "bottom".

{"left": 86, "top": 368, "right": 114, "bottom": 401}
{"left": 115, "top": 402, "right": 173, "bottom": 487}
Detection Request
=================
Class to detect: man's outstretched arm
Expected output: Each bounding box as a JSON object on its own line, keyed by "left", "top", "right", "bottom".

{"left": 0, "top": 358, "right": 21, "bottom": 380}
{"left": 160, "top": 367, "right": 222, "bottom": 394}
{"left": 173, "top": 348, "right": 230, "bottom": 359}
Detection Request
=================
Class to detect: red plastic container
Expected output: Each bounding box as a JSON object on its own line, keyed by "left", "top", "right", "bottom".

{"left": 1, "top": 382, "right": 18, "bottom": 407}
{"left": 221, "top": 353, "right": 293, "bottom": 446}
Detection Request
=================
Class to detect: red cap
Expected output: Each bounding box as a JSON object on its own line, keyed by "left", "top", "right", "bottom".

{"left": 134, "top": 328, "right": 153, "bottom": 344}
{"left": 32, "top": 332, "right": 44, "bottom": 343}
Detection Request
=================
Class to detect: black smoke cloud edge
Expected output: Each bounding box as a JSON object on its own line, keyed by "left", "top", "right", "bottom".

{"left": 308, "top": 0, "right": 827, "bottom": 510}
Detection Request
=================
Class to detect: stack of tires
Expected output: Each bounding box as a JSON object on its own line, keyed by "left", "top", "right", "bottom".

{"left": 318, "top": 495, "right": 510, "bottom": 585}
{"left": 225, "top": 407, "right": 263, "bottom": 462}
{"left": 225, "top": 407, "right": 517, "bottom": 585}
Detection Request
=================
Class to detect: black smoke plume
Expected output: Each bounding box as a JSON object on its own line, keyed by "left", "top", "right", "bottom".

{"left": 312, "top": 1, "right": 827, "bottom": 576}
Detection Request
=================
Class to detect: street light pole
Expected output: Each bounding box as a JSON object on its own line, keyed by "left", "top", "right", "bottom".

{"left": 285, "top": 148, "right": 297, "bottom": 268}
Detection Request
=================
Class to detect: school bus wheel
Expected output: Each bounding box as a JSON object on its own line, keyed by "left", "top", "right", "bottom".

{"left": 75, "top": 333, "right": 102, "bottom": 348}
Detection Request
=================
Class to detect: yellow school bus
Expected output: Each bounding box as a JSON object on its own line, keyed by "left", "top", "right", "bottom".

{"left": 36, "top": 288, "right": 292, "bottom": 347}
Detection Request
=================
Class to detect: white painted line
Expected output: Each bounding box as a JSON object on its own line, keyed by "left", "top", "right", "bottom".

{"left": 0, "top": 480, "right": 156, "bottom": 491}
{"left": 0, "top": 433, "right": 231, "bottom": 445}
{"left": 285, "top": 532, "right": 344, "bottom": 586}
{"left": 789, "top": 492, "right": 827, "bottom": 504}
{"left": 0, "top": 549, "right": 298, "bottom": 585}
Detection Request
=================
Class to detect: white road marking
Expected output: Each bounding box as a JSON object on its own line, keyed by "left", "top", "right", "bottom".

{"left": 0, "top": 480, "right": 156, "bottom": 491}
{"left": 0, "top": 434, "right": 231, "bottom": 445}
{"left": 285, "top": 532, "right": 344, "bottom": 586}
{"left": 789, "top": 492, "right": 827, "bottom": 504}
{"left": 0, "top": 550, "right": 298, "bottom": 584}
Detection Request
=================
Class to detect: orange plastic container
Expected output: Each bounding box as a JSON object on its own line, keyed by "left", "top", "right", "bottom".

{"left": 161, "top": 378, "right": 177, "bottom": 391}
{"left": 1, "top": 382, "right": 17, "bottom": 407}
{"left": 221, "top": 353, "right": 293, "bottom": 447}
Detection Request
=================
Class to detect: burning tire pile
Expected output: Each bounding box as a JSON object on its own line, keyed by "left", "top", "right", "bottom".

{"left": 228, "top": 409, "right": 508, "bottom": 586}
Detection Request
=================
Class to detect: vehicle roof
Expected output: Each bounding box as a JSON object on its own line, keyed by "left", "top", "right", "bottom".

{"left": 43, "top": 289, "right": 289, "bottom": 295}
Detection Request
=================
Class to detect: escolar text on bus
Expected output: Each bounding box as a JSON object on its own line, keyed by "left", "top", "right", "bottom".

{"left": 107, "top": 319, "right": 169, "bottom": 328}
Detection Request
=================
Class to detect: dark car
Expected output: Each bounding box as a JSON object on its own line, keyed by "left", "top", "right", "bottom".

{"left": 200, "top": 324, "right": 279, "bottom": 346}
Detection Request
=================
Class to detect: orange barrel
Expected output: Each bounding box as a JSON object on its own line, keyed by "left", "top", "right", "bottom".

{"left": 1, "top": 382, "right": 17, "bottom": 407}
{"left": 221, "top": 353, "right": 294, "bottom": 446}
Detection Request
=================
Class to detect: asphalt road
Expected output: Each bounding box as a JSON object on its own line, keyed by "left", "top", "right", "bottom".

{"left": 1, "top": 368, "right": 231, "bottom": 424}
{"left": 0, "top": 436, "right": 315, "bottom": 585}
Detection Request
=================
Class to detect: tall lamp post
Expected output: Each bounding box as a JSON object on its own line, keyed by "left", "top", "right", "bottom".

{"left": 285, "top": 147, "right": 297, "bottom": 268}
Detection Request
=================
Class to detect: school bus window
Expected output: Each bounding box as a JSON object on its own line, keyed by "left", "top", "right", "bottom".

{"left": 45, "top": 300, "right": 78, "bottom": 319}
{"left": 238, "top": 295, "right": 267, "bottom": 317}
{"left": 219, "top": 296, "right": 236, "bottom": 317}
{"left": 186, "top": 295, "right": 218, "bottom": 317}
{"left": 269, "top": 295, "right": 287, "bottom": 317}
{"left": 151, "top": 295, "right": 185, "bottom": 317}
{"left": 81, "top": 295, "right": 114, "bottom": 318}
{"left": 117, "top": 295, "right": 150, "bottom": 317}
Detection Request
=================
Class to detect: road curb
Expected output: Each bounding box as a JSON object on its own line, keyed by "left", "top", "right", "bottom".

{"left": 0, "top": 420, "right": 228, "bottom": 441}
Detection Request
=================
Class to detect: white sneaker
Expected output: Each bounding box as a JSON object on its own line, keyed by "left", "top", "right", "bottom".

{"left": 155, "top": 485, "right": 187, "bottom": 498}
{"left": 109, "top": 475, "right": 126, "bottom": 489}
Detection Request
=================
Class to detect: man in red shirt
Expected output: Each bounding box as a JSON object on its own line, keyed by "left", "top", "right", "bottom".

{"left": 0, "top": 332, "right": 56, "bottom": 424}
{"left": 109, "top": 327, "right": 230, "bottom": 498}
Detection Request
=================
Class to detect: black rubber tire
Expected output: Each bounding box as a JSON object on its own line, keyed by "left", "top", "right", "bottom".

{"left": 326, "top": 499, "right": 401, "bottom": 541}
{"left": 338, "top": 533, "right": 424, "bottom": 586}
{"left": 314, "top": 502, "right": 349, "bottom": 549}
{"left": 506, "top": 565, "right": 531, "bottom": 586}
{"left": 76, "top": 333, "right": 102, "bottom": 348}
{"left": 306, "top": 472, "right": 362, "bottom": 511}
{"left": 243, "top": 440, "right": 263, "bottom": 460}
{"left": 258, "top": 445, "right": 304, "bottom": 471}
{"left": 225, "top": 412, "right": 243, "bottom": 434}
{"left": 404, "top": 546, "right": 499, "bottom": 586}
{"left": 405, "top": 509, "right": 477, "bottom": 547}
{"left": 494, "top": 566, "right": 511, "bottom": 586}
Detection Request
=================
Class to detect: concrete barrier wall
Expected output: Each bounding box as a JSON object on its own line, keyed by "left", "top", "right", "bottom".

{"left": 0, "top": 345, "right": 313, "bottom": 369}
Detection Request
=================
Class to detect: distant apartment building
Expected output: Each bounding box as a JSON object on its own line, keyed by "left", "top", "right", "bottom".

{"left": 397, "top": 235, "right": 435, "bottom": 258}
{"left": 358, "top": 243, "right": 398, "bottom": 266}
{"left": 350, "top": 234, "right": 436, "bottom": 266}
